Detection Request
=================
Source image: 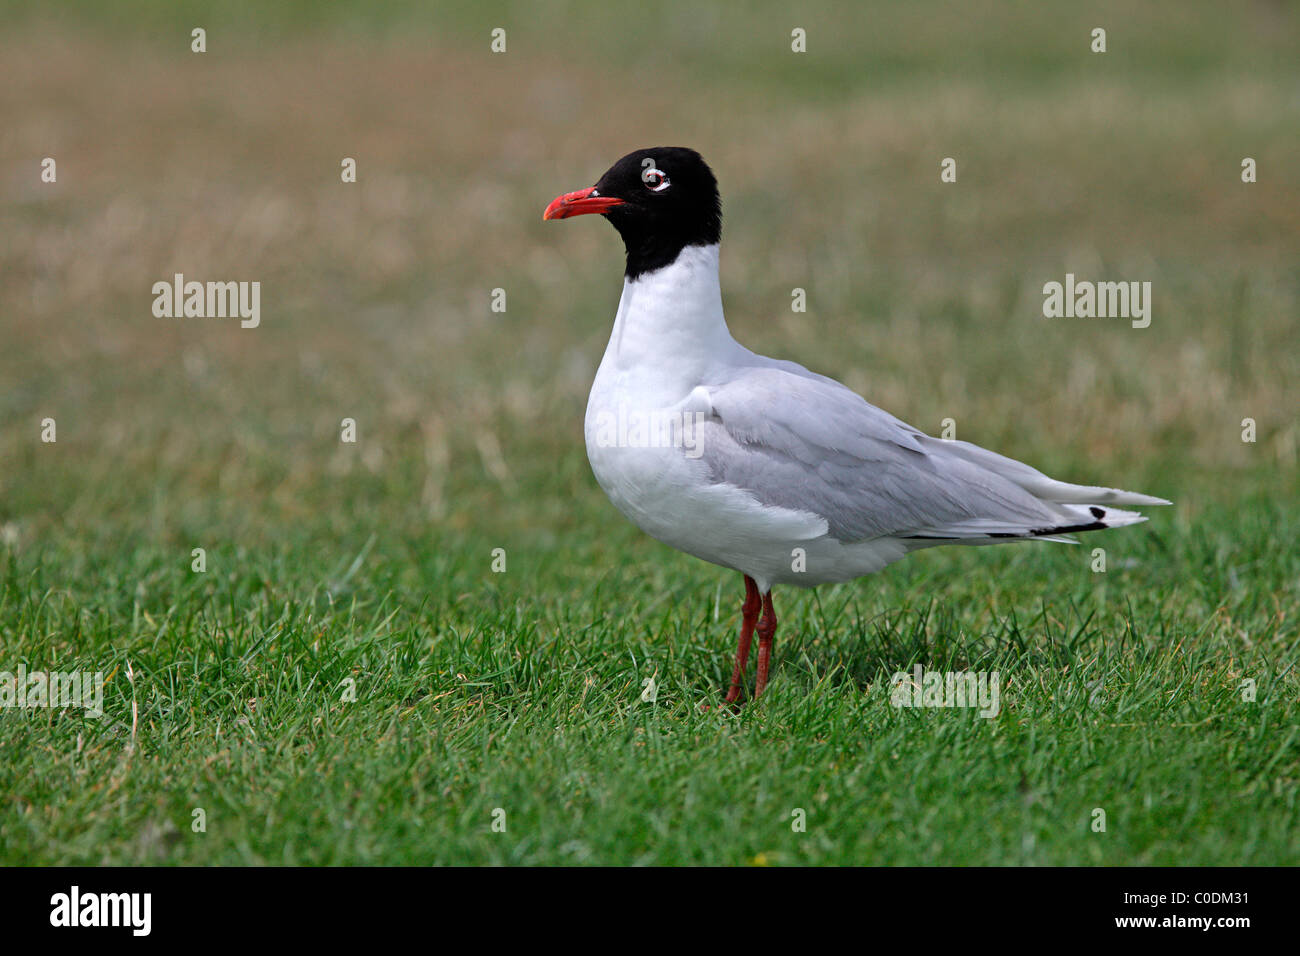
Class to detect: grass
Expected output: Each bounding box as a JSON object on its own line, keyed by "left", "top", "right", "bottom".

{"left": 1, "top": 1, "right": 1297, "bottom": 864}
{"left": 3, "top": 503, "right": 1297, "bottom": 864}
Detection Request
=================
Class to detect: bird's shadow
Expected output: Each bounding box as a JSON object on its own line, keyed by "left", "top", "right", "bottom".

{"left": 772, "top": 593, "right": 1079, "bottom": 694}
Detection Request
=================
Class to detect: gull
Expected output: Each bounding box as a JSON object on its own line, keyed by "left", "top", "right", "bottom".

{"left": 543, "top": 147, "right": 1169, "bottom": 704}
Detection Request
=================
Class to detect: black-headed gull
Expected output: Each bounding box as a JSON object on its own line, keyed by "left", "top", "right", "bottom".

{"left": 544, "top": 147, "right": 1169, "bottom": 704}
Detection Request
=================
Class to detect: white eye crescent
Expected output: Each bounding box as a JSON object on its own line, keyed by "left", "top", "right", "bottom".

{"left": 645, "top": 169, "right": 670, "bottom": 192}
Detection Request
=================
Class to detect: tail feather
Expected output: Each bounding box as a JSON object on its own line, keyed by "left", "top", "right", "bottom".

{"left": 927, "top": 437, "right": 1172, "bottom": 507}
{"left": 905, "top": 503, "right": 1146, "bottom": 543}
{"left": 905, "top": 436, "right": 1169, "bottom": 546}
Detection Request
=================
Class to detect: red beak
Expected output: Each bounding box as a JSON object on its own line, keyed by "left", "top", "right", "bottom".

{"left": 543, "top": 187, "right": 624, "bottom": 220}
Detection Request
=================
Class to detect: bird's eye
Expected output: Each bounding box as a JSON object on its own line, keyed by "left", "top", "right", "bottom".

{"left": 645, "top": 169, "right": 670, "bottom": 192}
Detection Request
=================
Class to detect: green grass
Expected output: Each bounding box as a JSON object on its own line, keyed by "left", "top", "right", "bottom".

{"left": 2, "top": 495, "right": 1297, "bottom": 864}
{"left": 1, "top": 1, "right": 1298, "bottom": 864}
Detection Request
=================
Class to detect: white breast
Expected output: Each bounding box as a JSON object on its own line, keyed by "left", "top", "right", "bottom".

{"left": 582, "top": 246, "right": 899, "bottom": 590}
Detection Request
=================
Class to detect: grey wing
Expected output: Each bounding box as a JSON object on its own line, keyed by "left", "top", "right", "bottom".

{"left": 695, "top": 365, "right": 1161, "bottom": 543}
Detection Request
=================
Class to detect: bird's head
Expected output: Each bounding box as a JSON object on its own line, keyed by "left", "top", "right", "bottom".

{"left": 543, "top": 147, "right": 721, "bottom": 278}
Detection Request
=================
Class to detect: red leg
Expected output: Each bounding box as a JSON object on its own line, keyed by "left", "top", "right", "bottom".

{"left": 724, "top": 575, "right": 761, "bottom": 705}
{"left": 754, "top": 591, "right": 777, "bottom": 698}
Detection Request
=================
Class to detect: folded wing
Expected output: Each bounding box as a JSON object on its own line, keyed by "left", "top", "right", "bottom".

{"left": 696, "top": 365, "right": 1169, "bottom": 544}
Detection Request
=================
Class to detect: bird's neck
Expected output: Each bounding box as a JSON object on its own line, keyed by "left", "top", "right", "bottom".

{"left": 602, "top": 244, "right": 736, "bottom": 380}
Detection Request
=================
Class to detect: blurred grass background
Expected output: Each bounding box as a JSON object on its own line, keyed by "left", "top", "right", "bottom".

{"left": 0, "top": 1, "right": 1297, "bottom": 864}
{"left": 2, "top": 0, "right": 1295, "bottom": 551}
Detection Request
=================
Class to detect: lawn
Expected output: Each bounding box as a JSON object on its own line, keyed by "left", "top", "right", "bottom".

{"left": 1, "top": 1, "right": 1297, "bottom": 864}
